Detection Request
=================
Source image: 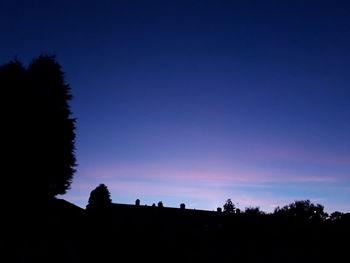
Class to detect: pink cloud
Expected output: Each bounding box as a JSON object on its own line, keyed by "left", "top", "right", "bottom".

{"left": 67, "top": 141, "right": 349, "bottom": 212}
{"left": 80, "top": 163, "right": 342, "bottom": 186}
{"left": 67, "top": 173, "right": 342, "bottom": 212}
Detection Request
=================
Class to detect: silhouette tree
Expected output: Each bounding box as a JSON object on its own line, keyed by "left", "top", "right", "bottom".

{"left": 86, "top": 184, "right": 112, "bottom": 210}
{"left": 223, "top": 199, "right": 235, "bottom": 213}
{"left": 1, "top": 55, "right": 76, "bottom": 203}
{"left": 329, "top": 211, "right": 343, "bottom": 221}
{"left": 245, "top": 206, "right": 264, "bottom": 215}
{"left": 274, "top": 200, "right": 327, "bottom": 221}
{"left": 27, "top": 55, "right": 76, "bottom": 198}
{"left": 2, "top": 56, "right": 79, "bottom": 263}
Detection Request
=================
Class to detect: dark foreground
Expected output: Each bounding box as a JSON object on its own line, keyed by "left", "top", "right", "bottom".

{"left": 5, "top": 199, "right": 349, "bottom": 263}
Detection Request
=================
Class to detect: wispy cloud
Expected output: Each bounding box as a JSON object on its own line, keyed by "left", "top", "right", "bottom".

{"left": 67, "top": 140, "right": 349, "bottom": 213}
{"left": 81, "top": 163, "right": 343, "bottom": 186}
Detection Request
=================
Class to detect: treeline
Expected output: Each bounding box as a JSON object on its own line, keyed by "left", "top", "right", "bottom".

{"left": 83, "top": 184, "right": 350, "bottom": 263}
{"left": 87, "top": 184, "right": 349, "bottom": 223}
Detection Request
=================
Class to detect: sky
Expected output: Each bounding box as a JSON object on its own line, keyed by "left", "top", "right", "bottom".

{"left": 1, "top": 0, "right": 350, "bottom": 213}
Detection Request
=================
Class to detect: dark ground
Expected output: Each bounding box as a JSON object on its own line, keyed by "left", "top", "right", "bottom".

{"left": 6, "top": 199, "right": 349, "bottom": 263}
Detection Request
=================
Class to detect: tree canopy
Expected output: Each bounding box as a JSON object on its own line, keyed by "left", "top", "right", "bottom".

{"left": 223, "top": 199, "right": 235, "bottom": 213}
{"left": 86, "top": 184, "right": 112, "bottom": 210}
{"left": 1, "top": 55, "right": 76, "bottom": 202}
{"left": 274, "top": 200, "right": 327, "bottom": 221}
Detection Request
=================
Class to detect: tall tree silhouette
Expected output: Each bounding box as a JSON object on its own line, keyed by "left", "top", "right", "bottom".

{"left": 1, "top": 55, "right": 76, "bottom": 203}
{"left": 27, "top": 55, "right": 76, "bottom": 198}
{"left": 86, "top": 184, "right": 112, "bottom": 210}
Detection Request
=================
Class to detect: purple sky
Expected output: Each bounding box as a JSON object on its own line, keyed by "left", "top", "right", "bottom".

{"left": 1, "top": 0, "right": 350, "bottom": 212}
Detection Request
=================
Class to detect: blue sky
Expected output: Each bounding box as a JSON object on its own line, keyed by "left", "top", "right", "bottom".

{"left": 1, "top": 0, "right": 349, "bottom": 212}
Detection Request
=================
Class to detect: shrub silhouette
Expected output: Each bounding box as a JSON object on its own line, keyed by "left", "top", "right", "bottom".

{"left": 135, "top": 199, "right": 140, "bottom": 206}
{"left": 86, "top": 184, "right": 112, "bottom": 210}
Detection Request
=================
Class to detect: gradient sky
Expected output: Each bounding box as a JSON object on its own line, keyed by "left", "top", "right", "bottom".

{"left": 1, "top": 0, "right": 350, "bottom": 213}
